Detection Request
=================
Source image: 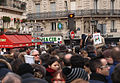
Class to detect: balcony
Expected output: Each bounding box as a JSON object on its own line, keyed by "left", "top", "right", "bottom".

{"left": 27, "top": 9, "right": 120, "bottom": 20}
{"left": 0, "top": 0, "right": 26, "bottom": 11}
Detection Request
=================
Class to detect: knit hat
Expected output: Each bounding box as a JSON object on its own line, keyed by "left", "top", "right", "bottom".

{"left": 62, "top": 67, "right": 89, "bottom": 83}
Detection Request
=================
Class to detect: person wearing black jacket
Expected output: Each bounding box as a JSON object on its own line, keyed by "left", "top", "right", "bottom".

{"left": 89, "top": 57, "right": 110, "bottom": 83}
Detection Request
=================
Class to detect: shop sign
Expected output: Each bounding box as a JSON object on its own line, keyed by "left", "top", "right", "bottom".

{"left": 41, "top": 36, "right": 62, "bottom": 44}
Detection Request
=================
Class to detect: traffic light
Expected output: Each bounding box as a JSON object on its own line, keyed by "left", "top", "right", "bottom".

{"left": 68, "top": 13, "right": 74, "bottom": 18}
{"left": 68, "top": 13, "right": 76, "bottom": 32}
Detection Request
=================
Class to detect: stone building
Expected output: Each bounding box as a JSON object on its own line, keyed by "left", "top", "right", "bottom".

{"left": 0, "top": 0, "right": 26, "bottom": 32}
{"left": 27, "top": 0, "right": 120, "bottom": 44}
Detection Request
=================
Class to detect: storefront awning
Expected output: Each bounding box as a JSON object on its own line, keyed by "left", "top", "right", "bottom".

{"left": 0, "top": 34, "right": 41, "bottom": 48}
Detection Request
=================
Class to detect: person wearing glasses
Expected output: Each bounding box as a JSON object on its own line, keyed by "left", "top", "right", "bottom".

{"left": 89, "top": 57, "right": 110, "bottom": 83}
{"left": 30, "top": 49, "right": 41, "bottom": 64}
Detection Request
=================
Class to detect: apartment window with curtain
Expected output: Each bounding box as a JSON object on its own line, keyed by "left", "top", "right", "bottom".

{"left": 35, "top": 3, "right": 40, "bottom": 13}
{"left": 51, "top": 22, "right": 56, "bottom": 31}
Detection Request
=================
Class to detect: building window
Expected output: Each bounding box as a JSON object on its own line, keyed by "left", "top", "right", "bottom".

{"left": 50, "top": 2, "right": 56, "bottom": 12}
{"left": 35, "top": 3, "right": 40, "bottom": 13}
{"left": 97, "top": 24, "right": 106, "bottom": 34}
{"left": 94, "top": 0, "right": 98, "bottom": 13}
{"left": 64, "top": 1, "right": 68, "bottom": 11}
{"left": 84, "top": 21, "right": 90, "bottom": 33}
{"left": 111, "top": 0, "right": 114, "bottom": 9}
{"left": 110, "top": 20, "right": 117, "bottom": 32}
{"left": 111, "top": 0, "right": 115, "bottom": 14}
{"left": 70, "top": 1, "right": 76, "bottom": 10}
{"left": 65, "top": 22, "right": 68, "bottom": 29}
{"left": 51, "top": 22, "right": 56, "bottom": 31}
{"left": 111, "top": 20, "right": 115, "bottom": 29}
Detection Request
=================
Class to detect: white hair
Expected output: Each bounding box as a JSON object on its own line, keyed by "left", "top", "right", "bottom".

{"left": 30, "top": 49, "right": 39, "bottom": 56}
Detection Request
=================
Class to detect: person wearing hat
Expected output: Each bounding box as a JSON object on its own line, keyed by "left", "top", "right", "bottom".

{"left": 62, "top": 67, "right": 89, "bottom": 83}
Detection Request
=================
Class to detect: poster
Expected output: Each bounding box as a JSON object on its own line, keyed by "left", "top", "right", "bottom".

{"left": 24, "top": 55, "right": 35, "bottom": 64}
{"left": 93, "top": 33, "right": 102, "bottom": 45}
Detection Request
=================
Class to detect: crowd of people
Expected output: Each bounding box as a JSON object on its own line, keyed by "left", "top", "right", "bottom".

{"left": 0, "top": 31, "right": 120, "bottom": 83}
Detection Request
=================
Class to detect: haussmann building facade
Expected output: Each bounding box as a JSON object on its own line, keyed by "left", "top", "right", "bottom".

{"left": 27, "top": 0, "right": 120, "bottom": 45}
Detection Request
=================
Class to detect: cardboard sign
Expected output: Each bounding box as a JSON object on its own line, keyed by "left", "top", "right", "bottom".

{"left": 24, "top": 55, "right": 35, "bottom": 64}
{"left": 93, "top": 33, "right": 102, "bottom": 45}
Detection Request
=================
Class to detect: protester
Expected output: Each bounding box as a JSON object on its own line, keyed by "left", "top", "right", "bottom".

{"left": 11, "top": 58, "right": 24, "bottom": 74}
{"left": 2, "top": 41, "right": 120, "bottom": 83}
{"left": 111, "top": 63, "right": 120, "bottom": 83}
{"left": 80, "top": 50, "right": 89, "bottom": 58}
{"left": 86, "top": 45, "right": 97, "bottom": 58}
{"left": 40, "top": 53, "right": 50, "bottom": 67}
{"left": 102, "top": 49, "right": 113, "bottom": 66}
{"left": 62, "top": 67, "right": 89, "bottom": 83}
{"left": 45, "top": 56, "right": 61, "bottom": 83}
{"left": 17, "top": 63, "right": 34, "bottom": 79}
{"left": 18, "top": 52, "right": 27, "bottom": 63}
{"left": 71, "top": 78, "right": 89, "bottom": 83}
{"left": 32, "top": 64, "right": 46, "bottom": 79}
{"left": 63, "top": 53, "right": 73, "bottom": 67}
{"left": 70, "top": 54, "right": 85, "bottom": 68}
{"left": 107, "top": 46, "right": 120, "bottom": 83}
{"left": 84, "top": 34, "right": 93, "bottom": 46}
{"left": 2, "top": 72, "right": 21, "bottom": 83}
{"left": 30, "top": 49, "right": 41, "bottom": 64}
{"left": 89, "top": 57, "right": 110, "bottom": 83}
{"left": 22, "top": 78, "right": 48, "bottom": 83}
{"left": 80, "top": 34, "right": 87, "bottom": 48}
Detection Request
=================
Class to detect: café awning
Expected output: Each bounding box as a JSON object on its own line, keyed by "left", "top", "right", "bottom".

{"left": 0, "top": 34, "right": 41, "bottom": 48}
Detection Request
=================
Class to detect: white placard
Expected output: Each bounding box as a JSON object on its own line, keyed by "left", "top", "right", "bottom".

{"left": 93, "top": 33, "right": 102, "bottom": 45}
{"left": 24, "top": 55, "right": 35, "bottom": 64}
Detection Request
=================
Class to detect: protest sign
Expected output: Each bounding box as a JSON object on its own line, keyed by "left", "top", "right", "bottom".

{"left": 24, "top": 55, "right": 35, "bottom": 64}
{"left": 93, "top": 33, "right": 102, "bottom": 45}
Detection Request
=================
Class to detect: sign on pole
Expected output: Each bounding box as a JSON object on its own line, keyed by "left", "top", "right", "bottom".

{"left": 70, "top": 31, "right": 75, "bottom": 39}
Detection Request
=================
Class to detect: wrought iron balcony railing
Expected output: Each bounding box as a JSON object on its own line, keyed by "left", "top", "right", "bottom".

{"left": 27, "top": 9, "right": 120, "bottom": 20}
